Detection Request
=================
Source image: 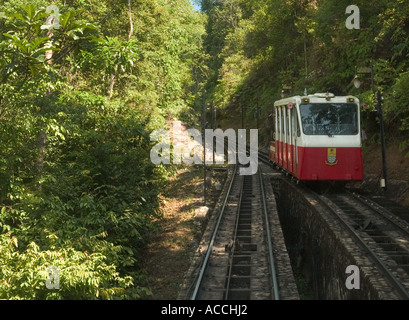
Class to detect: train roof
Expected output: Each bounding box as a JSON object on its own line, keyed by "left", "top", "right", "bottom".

{"left": 274, "top": 93, "right": 359, "bottom": 107}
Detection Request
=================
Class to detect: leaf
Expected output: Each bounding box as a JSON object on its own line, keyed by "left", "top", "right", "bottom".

{"left": 2, "top": 61, "right": 19, "bottom": 81}
{"left": 10, "top": 236, "right": 18, "bottom": 248}
{"left": 29, "top": 37, "right": 50, "bottom": 51}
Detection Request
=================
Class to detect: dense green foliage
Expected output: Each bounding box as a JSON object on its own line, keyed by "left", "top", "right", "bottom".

{"left": 200, "top": 0, "right": 409, "bottom": 149}
{"left": 0, "top": 0, "right": 205, "bottom": 299}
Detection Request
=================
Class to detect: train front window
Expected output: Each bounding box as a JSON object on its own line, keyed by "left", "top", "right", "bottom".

{"left": 300, "top": 103, "right": 359, "bottom": 135}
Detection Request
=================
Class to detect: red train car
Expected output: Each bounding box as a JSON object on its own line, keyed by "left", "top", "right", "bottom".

{"left": 269, "top": 93, "right": 363, "bottom": 181}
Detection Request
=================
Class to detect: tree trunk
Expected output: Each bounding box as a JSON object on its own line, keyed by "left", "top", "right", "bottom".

{"left": 108, "top": 1, "right": 133, "bottom": 99}
{"left": 108, "top": 64, "right": 118, "bottom": 99}
{"left": 128, "top": 0, "right": 134, "bottom": 40}
{"left": 37, "top": 29, "right": 54, "bottom": 180}
{"left": 45, "top": 24, "right": 54, "bottom": 65}
{"left": 36, "top": 131, "right": 47, "bottom": 176}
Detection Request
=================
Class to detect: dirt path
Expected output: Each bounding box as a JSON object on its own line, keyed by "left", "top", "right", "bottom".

{"left": 140, "top": 166, "right": 227, "bottom": 299}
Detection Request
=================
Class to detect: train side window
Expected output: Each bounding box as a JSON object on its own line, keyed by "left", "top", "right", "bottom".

{"left": 296, "top": 113, "right": 301, "bottom": 137}
{"left": 291, "top": 108, "right": 296, "bottom": 140}
{"left": 273, "top": 107, "right": 280, "bottom": 140}
{"left": 287, "top": 108, "right": 291, "bottom": 136}
{"left": 282, "top": 106, "right": 286, "bottom": 136}
{"left": 281, "top": 106, "right": 285, "bottom": 144}
{"left": 281, "top": 106, "right": 287, "bottom": 142}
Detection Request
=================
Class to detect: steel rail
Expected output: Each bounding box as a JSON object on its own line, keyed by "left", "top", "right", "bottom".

{"left": 348, "top": 191, "right": 409, "bottom": 236}
{"left": 190, "top": 164, "right": 238, "bottom": 300}
{"left": 258, "top": 165, "right": 280, "bottom": 300}
{"left": 224, "top": 173, "right": 244, "bottom": 300}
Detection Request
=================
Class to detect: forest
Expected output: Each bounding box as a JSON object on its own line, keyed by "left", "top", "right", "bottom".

{"left": 0, "top": 0, "right": 205, "bottom": 299}
{"left": 0, "top": 0, "right": 409, "bottom": 299}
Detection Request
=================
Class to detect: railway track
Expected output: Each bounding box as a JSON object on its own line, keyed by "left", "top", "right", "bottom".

{"left": 317, "top": 191, "right": 409, "bottom": 299}
{"left": 186, "top": 164, "right": 280, "bottom": 300}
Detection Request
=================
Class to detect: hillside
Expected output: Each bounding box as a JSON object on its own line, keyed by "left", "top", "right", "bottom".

{"left": 362, "top": 143, "right": 409, "bottom": 208}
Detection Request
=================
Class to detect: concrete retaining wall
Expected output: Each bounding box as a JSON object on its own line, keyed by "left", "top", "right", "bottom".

{"left": 272, "top": 176, "right": 400, "bottom": 300}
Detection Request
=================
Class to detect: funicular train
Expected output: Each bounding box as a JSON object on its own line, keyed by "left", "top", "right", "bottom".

{"left": 269, "top": 92, "right": 363, "bottom": 182}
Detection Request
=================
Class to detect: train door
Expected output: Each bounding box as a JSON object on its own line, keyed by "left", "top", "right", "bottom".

{"left": 288, "top": 104, "right": 293, "bottom": 174}
{"left": 291, "top": 103, "right": 300, "bottom": 176}
{"left": 294, "top": 105, "right": 299, "bottom": 175}
{"left": 282, "top": 105, "right": 287, "bottom": 169}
